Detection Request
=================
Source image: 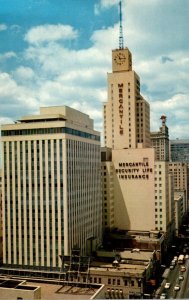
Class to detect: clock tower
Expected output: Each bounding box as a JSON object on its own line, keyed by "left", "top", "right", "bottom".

{"left": 103, "top": 0, "right": 151, "bottom": 150}
{"left": 112, "top": 48, "right": 132, "bottom": 72}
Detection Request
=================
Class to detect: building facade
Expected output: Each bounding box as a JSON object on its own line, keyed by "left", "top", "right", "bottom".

{"left": 174, "top": 191, "right": 185, "bottom": 236}
{"left": 154, "top": 162, "right": 174, "bottom": 234}
{"left": 151, "top": 115, "right": 169, "bottom": 161}
{"left": 60, "top": 248, "right": 157, "bottom": 299}
{"left": 104, "top": 48, "right": 151, "bottom": 150}
{"left": 102, "top": 46, "right": 174, "bottom": 235}
{"left": 169, "top": 162, "right": 188, "bottom": 212}
{"left": 170, "top": 139, "right": 189, "bottom": 163}
{"left": 1, "top": 106, "right": 102, "bottom": 268}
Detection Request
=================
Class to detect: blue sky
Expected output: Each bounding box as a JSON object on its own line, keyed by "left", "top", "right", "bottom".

{"left": 0, "top": 0, "right": 189, "bottom": 141}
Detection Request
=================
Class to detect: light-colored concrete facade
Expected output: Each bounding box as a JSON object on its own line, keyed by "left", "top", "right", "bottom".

{"left": 154, "top": 162, "right": 174, "bottom": 234}
{"left": 102, "top": 47, "right": 174, "bottom": 234}
{"left": 104, "top": 48, "right": 151, "bottom": 150}
{"left": 174, "top": 191, "right": 185, "bottom": 236}
{"left": 169, "top": 162, "right": 188, "bottom": 212}
{"left": 113, "top": 148, "right": 155, "bottom": 231}
{"left": 0, "top": 279, "right": 41, "bottom": 300}
{"left": 1, "top": 106, "right": 102, "bottom": 268}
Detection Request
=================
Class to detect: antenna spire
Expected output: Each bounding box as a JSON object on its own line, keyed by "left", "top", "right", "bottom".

{"left": 119, "top": 1, "right": 124, "bottom": 49}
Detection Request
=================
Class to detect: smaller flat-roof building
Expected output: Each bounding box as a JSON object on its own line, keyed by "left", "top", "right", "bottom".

{"left": 0, "top": 278, "right": 41, "bottom": 299}
{"left": 89, "top": 249, "right": 157, "bottom": 299}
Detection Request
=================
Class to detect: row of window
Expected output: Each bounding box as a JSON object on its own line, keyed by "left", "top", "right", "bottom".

{"left": 67, "top": 275, "right": 141, "bottom": 287}
{"left": 1, "top": 127, "right": 100, "bottom": 141}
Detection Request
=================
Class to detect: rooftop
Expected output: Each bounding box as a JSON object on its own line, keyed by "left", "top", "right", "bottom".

{"left": 26, "top": 280, "right": 100, "bottom": 300}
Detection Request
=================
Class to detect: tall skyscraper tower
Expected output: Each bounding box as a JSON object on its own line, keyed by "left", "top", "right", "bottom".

{"left": 1, "top": 106, "right": 102, "bottom": 268}
{"left": 102, "top": 2, "right": 174, "bottom": 234}
{"left": 103, "top": 48, "right": 151, "bottom": 149}
{"left": 102, "top": 4, "right": 154, "bottom": 231}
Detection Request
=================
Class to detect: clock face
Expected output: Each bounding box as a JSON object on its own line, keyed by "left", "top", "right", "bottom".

{"left": 114, "top": 52, "right": 126, "bottom": 65}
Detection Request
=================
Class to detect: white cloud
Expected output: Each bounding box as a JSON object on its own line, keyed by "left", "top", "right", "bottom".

{"left": 0, "top": 72, "right": 39, "bottom": 120}
{"left": 1, "top": 0, "right": 189, "bottom": 141}
{"left": 13, "top": 66, "right": 36, "bottom": 81}
{"left": 100, "top": 0, "right": 120, "bottom": 9}
{"left": 0, "top": 24, "right": 7, "bottom": 31}
{"left": 0, "top": 52, "right": 16, "bottom": 61}
{"left": 24, "top": 24, "right": 78, "bottom": 45}
{"left": 150, "top": 93, "right": 189, "bottom": 138}
{"left": 94, "top": 0, "right": 120, "bottom": 14}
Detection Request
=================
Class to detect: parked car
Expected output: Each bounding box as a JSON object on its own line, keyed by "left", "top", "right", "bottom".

{"left": 185, "top": 254, "right": 189, "bottom": 259}
{"left": 174, "top": 285, "right": 180, "bottom": 291}
{"left": 179, "top": 275, "right": 184, "bottom": 281}
{"left": 180, "top": 265, "right": 186, "bottom": 272}
{"left": 173, "top": 256, "right": 178, "bottom": 261}
{"left": 165, "top": 282, "right": 171, "bottom": 289}
{"left": 160, "top": 293, "right": 166, "bottom": 299}
{"left": 170, "top": 265, "right": 174, "bottom": 270}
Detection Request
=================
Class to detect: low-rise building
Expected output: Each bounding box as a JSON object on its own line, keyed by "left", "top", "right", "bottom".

{"left": 91, "top": 249, "right": 157, "bottom": 299}
{"left": 0, "top": 278, "right": 41, "bottom": 299}
{"left": 59, "top": 248, "right": 159, "bottom": 299}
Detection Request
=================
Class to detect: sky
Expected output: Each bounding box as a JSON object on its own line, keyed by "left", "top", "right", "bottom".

{"left": 0, "top": 0, "right": 189, "bottom": 142}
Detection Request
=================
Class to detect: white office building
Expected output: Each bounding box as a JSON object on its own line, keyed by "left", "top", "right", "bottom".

{"left": 1, "top": 106, "right": 102, "bottom": 268}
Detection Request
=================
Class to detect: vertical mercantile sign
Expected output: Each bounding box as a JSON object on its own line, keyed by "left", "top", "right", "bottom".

{"left": 118, "top": 83, "right": 124, "bottom": 135}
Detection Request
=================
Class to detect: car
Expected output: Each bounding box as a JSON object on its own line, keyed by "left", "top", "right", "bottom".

{"left": 179, "top": 275, "right": 184, "bottom": 281}
{"left": 174, "top": 285, "right": 180, "bottom": 291}
{"left": 185, "top": 254, "right": 189, "bottom": 259}
{"left": 180, "top": 265, "right": 186, "bottom": 272}
{"left": 173, "top": 256, "right": 178, "bottom": 261}
{"left": 160, "top": 293, "right": 166, "bottom": 299}
{"left": 171, "top": 260, "right": 176, "bottom": 265}
{"left": 170, "top": 265, "right": 175, "bottom": 270}
{"left": 165, "top": 282, "right": 171, "bottom": 289}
